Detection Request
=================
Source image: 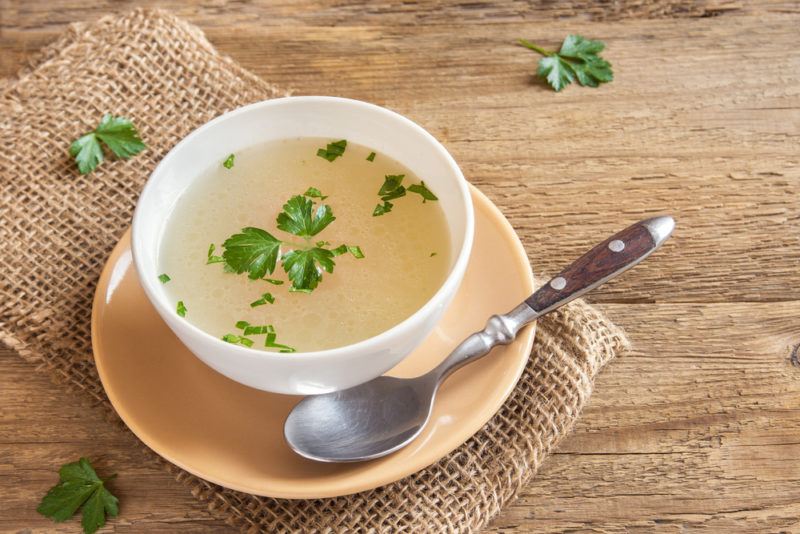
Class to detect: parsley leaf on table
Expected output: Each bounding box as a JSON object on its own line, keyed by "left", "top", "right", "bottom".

{"left": 277, "top": 195, "right": 335, "bottom": 237}
{"left": 222, "top": 227, "right": 282, "bottom": 280}
{"left": 37, "top": 458, "right": 119, "bottom": 534}
{"left": 518, "top": 35, "right": 613, "bottom": 92}
{"left": 69, "top": 114, "right": 146, "bottom": 174}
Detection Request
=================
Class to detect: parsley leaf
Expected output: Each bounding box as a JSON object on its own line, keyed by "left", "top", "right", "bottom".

{"left": 206, "top": 243, "right": 225, "bottom": 264}
{"left": 373, "top": 201, "right": 393, "bottom": 216}
{"left": 223, "top": 154, "right": 235, "bottom": 169}
{"left": 366, "top": 151, "right": 376, "bottom": 162}
{"left": 331, "top": 244, "right": 365, "bottom": 259}
{"left": 250, "top": 292, "right": 275, "bottom": 307}
{"left": 263, "top": 278, "right": 284, "bottom": 285}
{"left": 222, "top": 334, "right": 254, "bottom": 347}
{"left": 222, "top": 227, "right": 282, "bottom": 279}
{"left": 282, "top": 247, "right": 335, "bottom": 291}
{"left": 316, "top": 139, "right": 347, "bottom": 162}
{"left": 518, "top": 35, "right": 613, "bottom": 92}
{"left": 176, "top": 301, "right": 187, "bottom": 317}
{"left": 304, "top": 187, "right": 328, "bottom": 200}
{"left": 379, "top": 175, "right": 405, "bottom": 197}
{"left": 408, "top": 181, "right": 438, "bottom": 202}
{"left": 37, "top": 458, "right": 119, "bottom": 534}
{"left": 276, "top": 195, "right": 335, "bottom": 237}
{"left": 158, "top": 273, "right": 171, "bottom": 284}
{"left": 69, "top": 114, "right": 146, "bottom": 174}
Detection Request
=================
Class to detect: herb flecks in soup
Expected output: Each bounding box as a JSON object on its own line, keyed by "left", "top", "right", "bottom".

{"left": 160, "top": 138, "right": 451, "bottom": 352}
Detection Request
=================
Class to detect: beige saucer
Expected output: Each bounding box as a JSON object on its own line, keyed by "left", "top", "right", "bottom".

{"left": 91, "top": 186, "right": 534, "bottom": 499}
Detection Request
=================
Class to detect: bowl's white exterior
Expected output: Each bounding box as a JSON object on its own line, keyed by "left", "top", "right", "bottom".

{"left": 131, "top": 97, "right": 473, "bottom": 395}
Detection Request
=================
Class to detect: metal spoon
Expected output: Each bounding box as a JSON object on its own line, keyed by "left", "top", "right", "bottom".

{"left": 284, "top": 215, "right": 675, "bottom": 462}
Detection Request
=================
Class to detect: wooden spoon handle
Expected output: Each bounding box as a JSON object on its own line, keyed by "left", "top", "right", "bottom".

{"left": 525, "top": 216, "right": 675, "bottom": 314}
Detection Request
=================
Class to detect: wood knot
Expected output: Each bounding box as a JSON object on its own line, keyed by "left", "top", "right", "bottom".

{"left": 791, "top": 343, "right": 800, "bottom": 368}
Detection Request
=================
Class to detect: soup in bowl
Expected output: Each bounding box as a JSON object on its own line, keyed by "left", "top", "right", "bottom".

{"left": 132, "top": 97, "right": 473, "bottom": 394}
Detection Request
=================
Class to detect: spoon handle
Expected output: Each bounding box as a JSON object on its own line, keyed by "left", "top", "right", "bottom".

{"left": 432, "top": 216, "right": 674, "bottom": 381}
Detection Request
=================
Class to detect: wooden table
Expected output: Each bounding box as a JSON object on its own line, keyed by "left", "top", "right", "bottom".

{"left": 2, "top": 1, "right": 799, "bottom": 532}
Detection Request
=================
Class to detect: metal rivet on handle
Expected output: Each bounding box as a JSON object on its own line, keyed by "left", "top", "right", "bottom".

{"left": 550, "top": 277, "right": 567, "bottom": 290}
{"left": 608, "top": 239, "right": 625, "bottom": 252}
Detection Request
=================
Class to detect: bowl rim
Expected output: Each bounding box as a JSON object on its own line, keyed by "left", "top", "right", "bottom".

{"left": 131, "top": 96, "right": 475, "bottom": 363}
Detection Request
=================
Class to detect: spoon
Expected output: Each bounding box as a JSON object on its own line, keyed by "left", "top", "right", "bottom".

{"left": 284, "top": 215, "right": 675, "bottom": 462}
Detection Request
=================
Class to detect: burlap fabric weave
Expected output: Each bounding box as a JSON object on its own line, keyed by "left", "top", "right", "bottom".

{"left": 0, "top": 9, "right": 629, "bottom": 533}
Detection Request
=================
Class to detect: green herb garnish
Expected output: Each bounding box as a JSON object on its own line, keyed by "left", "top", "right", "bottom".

{"left": 373, "top": 201, "right": 393, "bottom": 216}
{"left": 220, "top": 193, "right": 361, "bottom": 291}
{"left": 518, "top": 35, "right": 613, "bottom": 92}
{"left": 366, "top": 152, "right": 376, "bottom": 162}
{"left": 222, "top": 227, "right": 282, "bottom": 280}
{"left": 379, "top": 175, "right": 406, "bottom": 199}
{"left": 222, "top": 334, "right": 254, "bottom": 347}
{"left": 37, "top": 458, "right": 119, "bottom": 534}
{"left": 250, "top": 292, "right": 275, "bottom": 307}
{"left": 206, "top": 243, "right": 225, "bottom": 264}
{"left": 276, "top": 195, "right": 336, "bottom": 237}
{"left": 304, "top": 187, "right": 328, "bottom": 200}
{"left": 223, "top": 154, "right": 235, "bottom": 169}
{"left": 176, "top": 301, "right": 187, "bottom": 317}
{"left": 230, "top": 322, "right": 295, "bottom": 352}
{"left": 282, "top": 247, "right": 335, "bottom": 291}
{"left": 316, "top": 139, "right": 347, "bottom": 162}
{"left": 331, "top": 244, "right": 365, "bottom": 258}
{"left": 70, "top": 114, "right": 146, "bottom": 174}
{"left": 263, "top": 278, "right": 284, "bottom": 285}
{"left": 408, "top": 181, "right": 438, "bottom": 202}
{"left": 158, "top": 273, "right": 171, "bottom": 284}
{"left": 430, "top": 252, "right": 437, "bottom": 257}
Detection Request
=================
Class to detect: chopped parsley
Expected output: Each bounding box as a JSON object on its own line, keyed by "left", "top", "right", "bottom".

{"left": 366, "top": 151, "right": 376, "bottom": 162}
{"left": 263, "top": 278, "right": 284, "bottom": 285}
{"left": 176, "top": 301, "right": 187, "bottom": 317}
{"left": 250, "top": 292, "right": 275, "bottom": 307}
{"left": 304, "top": 187, "right": 328, "bottom": 200}
{"left": 232, "top": 322, "right": 295, "bottom": 352}
{"left": 223, "top": 227, "right": 282, "bottom": 280}
{"left": 518, "top": 35, "right": 613, "bottom": 92}
{"left": 69, "top": 114, "right": 146, "bottom": 174}
{"left": 223, "top": 154, "right": 235, "bottom": 169}
{"left": 408, "top": 181, "right": 438, "bottom": 202}
{"left": 373, "top": 201, "right": 393, "bottom": 216}
{"left": 222, "top": 334, "right": 254, "bottom": 347}
{"left": 316, "top": 139, "right": 347, "bottom": 162}
{"left": 206, "top": 243, "right": 225, "bottom": 264}
{"left": 37, "top": 457, "right": 119, "bottom": 534}
{"left": 373, "top": 175, "right": 437, "bottom": 216}
{"left": 221, "top": 193, "right": 362, "bottom": 291}
{"left": 158, "top": 273, "right": 171, "bottom": 284}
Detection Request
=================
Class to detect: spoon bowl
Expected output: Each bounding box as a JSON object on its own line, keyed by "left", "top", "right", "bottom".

{"left": 285, "top": 375, "right": 439, "bottom": 462}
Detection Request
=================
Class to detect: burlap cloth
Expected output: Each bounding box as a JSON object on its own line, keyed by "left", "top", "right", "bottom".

{"left": 0, "top": 9, "right": 630, "bottom": 533}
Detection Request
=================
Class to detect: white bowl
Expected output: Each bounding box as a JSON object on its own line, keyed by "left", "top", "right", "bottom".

{"left": 132, "top": 97, "right": 474, "bottom": 395}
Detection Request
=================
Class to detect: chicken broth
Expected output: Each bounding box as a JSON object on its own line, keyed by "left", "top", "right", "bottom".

{"left": 159, "top": 138, "right": 451, "bottom": 352}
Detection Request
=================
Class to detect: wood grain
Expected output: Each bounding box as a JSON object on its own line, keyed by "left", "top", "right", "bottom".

{"left": 2, "top": 0, "right": 799, "bottom": 532}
